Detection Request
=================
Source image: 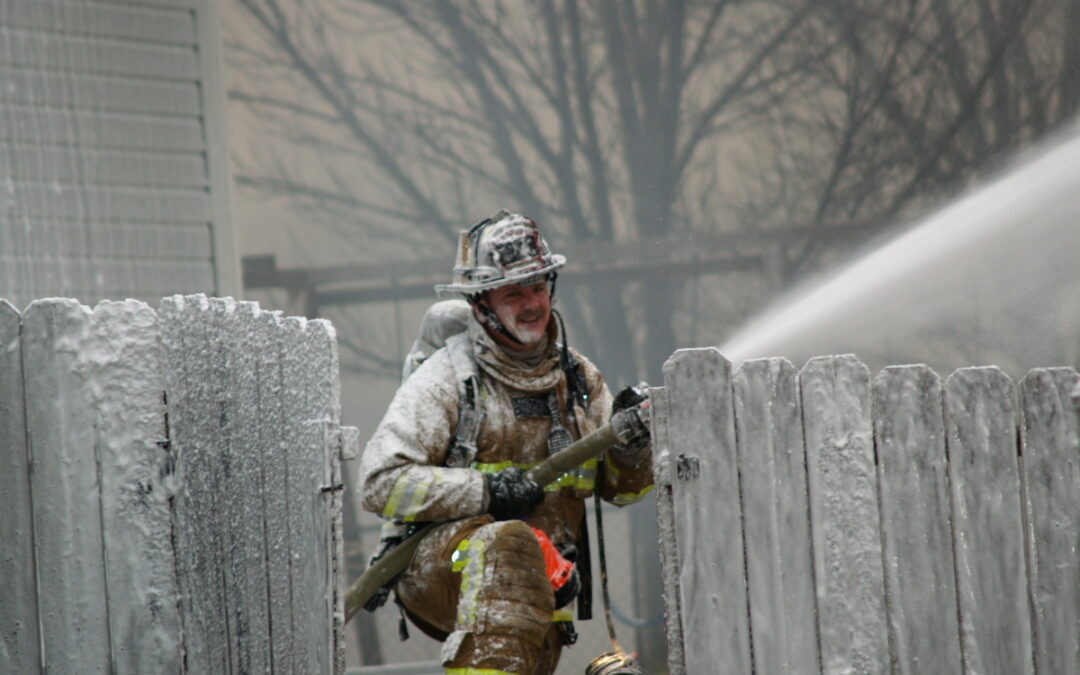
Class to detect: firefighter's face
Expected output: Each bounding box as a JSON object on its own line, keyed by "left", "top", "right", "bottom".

{"left": 485, "top": 280, "right": 551, "bottom": 349}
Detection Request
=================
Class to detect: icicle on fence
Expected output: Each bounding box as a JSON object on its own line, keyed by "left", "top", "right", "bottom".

{"left": 653, "top": 349, "right": 1079, "bottom": 675}
{"left": 0, "top": 295, "right": 355, "bottom": 674}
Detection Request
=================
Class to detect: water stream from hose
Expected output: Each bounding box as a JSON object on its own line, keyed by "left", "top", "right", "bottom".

{"left": 720, "top": 121, "right": 1080, "bottom": 377}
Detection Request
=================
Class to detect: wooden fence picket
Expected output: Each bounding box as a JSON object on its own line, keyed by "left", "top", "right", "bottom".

{"left": 21, "top": 299, "right": 111, "bottom": 672}
{"left": 160, "top": 294, "right": 232, "bottom": 672}
{"left": 661, "top": 347, "right": 752, "bottom": 674}
{"left": 255, "top": 308, "right": 298, "bottom": 669}
{"left": 280, "top": 316, "right": 324, "bottom": 671}
{"left": 0, "top": 300, "right": 39, "bottom": 673}
{"left": 943, "top": 367, "right": 1034, "bottom": 675}
{"left": 1018, "top": 368, "right": 1080, "bottom": 674}
{"left": 873, "top": 366, "right": 962, "bottom": 674}
{"left": 799, "top": 355, "right": 888, "bottom": 674}
{"left": 0, "top": 294, "right": 345, "bottom": 673}
{"left": 732, "top": 358, "right": 819, "bottom": 674}
{"left": 218, "top": 299, "right": 275, "bottom": 673}
{"left": 89, "top": 300, "right": 182, "bottom": 673}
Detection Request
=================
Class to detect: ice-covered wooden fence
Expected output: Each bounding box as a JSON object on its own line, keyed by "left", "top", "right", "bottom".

{"left": 1, "top": 295, "right": 353, "bottom": 674}
{"left": 653, "top": 349, "right": 1079, "bottom": 675}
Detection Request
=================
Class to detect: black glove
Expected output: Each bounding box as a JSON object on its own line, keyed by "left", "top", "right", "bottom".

{"left": 610, "top": 383, "right": 651, "bottom": 465}
{"left": 485, "top": 467, "right": 544, "bottom": 521}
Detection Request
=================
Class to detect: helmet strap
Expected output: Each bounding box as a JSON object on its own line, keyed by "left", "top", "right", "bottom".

{"left": 469, "top": 295, "right": 525, "bottom": 346}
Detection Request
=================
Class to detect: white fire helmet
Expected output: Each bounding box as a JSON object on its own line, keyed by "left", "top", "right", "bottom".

{"left": 435, "top": 210, "right": 566, "bottom": 297}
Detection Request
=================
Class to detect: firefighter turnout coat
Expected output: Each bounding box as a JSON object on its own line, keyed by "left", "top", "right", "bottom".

{"left": 358, "top": 316, "right": 653, "bottom": 674}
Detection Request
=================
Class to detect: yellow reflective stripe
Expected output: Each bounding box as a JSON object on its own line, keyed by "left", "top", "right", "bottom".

{"left": 382, "top": 469, "right": 445, "bottom": 521}
{"left": 471, "top": 460, "right": 535, "bottom": 473}
{"left": 446, "top": 669, "right": 515, "bottom": 675}
{"left": 471, "top": 458, "right": 597, "bottom": 491}
{"left": 455, "top": 538, "right": 486, "bottom": 628}
{"left": 451, "top": 539, "right": 471, "bottom": 572}
{"left": 611, "top": 483, "right": 655, "bottom": 506}
{"left": 552, "top": 609, "right": 574, "bottom": 622}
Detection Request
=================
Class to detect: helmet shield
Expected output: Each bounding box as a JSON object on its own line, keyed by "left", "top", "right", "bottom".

{"left": 435, "top": 210, "right": 565, "bottom": 296}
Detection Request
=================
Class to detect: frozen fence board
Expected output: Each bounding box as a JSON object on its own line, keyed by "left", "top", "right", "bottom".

{"left": 732, "top": 358, "right": 819, "bottom": 674}
{"left": 662, "top": 348, "right": 751, "bottom": 674}
{"left": 283, "top": 317, "right": 334, "bottom": 671}
{"left": 88, "top": 300, "right": 182, "bottom": 672}
{"left": 800, "top": 355, "right": 888, "bottom": 674}
{"left": 944, "top": 368, "right": 1033, "bottom": 675}
{"left": 873, "top": 366, "right": 961, "bottom": 674}
{"left": 649, "top": 385, "right": 685, "bottom": 675}
{"left": 160, "top": 294, "right": 231, "bottom": 672}
{"left": 209, "top": 298, "right": 272, "bottom": 673}
{"left": 1019, "top": 368, "right": 1080, "bottom": 674}
{"left": 21, "top": 299, "right": 110, "bottom": 672}
{"left": 0, "top": 301, "right": 39, "bottom": 673}
{"left": 227, "top": 302, "right": 274, "bottom": 672}
{"left": 255, "top": 309, "right": 298, "bottom": 669}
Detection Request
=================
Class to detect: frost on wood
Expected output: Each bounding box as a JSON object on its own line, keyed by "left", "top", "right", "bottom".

{"left": 657, "top": 354, "right": 1075, "bottom": 675}
{"left": 662, "top": 347, "right": 752, "bottom": 674}
{"left": 873, "top": 366, "right": 961, "bottom": 675}
{"left": 23, "top": 299, "right": 111, "bottom": 673}
{"left": 944, "top": 368, "right": 1033, "bottom": 675}
{"left": 732, "top": 358, "right": 818, "bottom": 675}
{"left": 801, "top": 355, "right": 888, "bottom": 675}
{"left": 0, "top": 300, "right": 38, "bottom": 674}
{"left": 0, "top": 294, "right": 344, "bottom": 673}
{"left": 1019, "top": 368, "right": 1080, "bottom": 675}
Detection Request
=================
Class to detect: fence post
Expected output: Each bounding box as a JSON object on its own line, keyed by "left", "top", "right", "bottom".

{"left": 1018, "top": 368, "right": 1080, "bottom": 674}
{"left": 0, "top": 300, "right": 39, "bottom": 673}
{"left": 733, "top": 358, "right": 819, "bottom": 674}
{"left": 944, "top": 367, "right": 1034, "bottom": 675}
{"left": 800, "top": 355, "right": 888, "bottom": 674}
{"left": 873, "top": 365, "right": 962, "bottom": 673}
{"left": 661, "top": 347, "right": 752, "bottom": 673}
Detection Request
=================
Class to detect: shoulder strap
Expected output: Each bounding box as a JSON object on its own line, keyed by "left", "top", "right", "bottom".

{"left": 444, "top": 332, "right": 484, "bottom": 468}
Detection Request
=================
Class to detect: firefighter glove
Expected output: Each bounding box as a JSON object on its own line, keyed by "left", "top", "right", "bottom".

{"left": 485, "top": 467, "right": 544, "bottom": 521}
{"left": 610, "top": 383, "right": 651, "bottom": 465}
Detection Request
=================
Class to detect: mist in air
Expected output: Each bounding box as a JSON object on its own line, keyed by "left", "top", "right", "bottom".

{"left": 721, "top": 121, "right": 1080, "bottom": 378}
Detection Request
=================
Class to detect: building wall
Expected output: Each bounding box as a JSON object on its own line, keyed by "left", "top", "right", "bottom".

{"left": 0, "top": 0, "right": 237, "bottom": 310}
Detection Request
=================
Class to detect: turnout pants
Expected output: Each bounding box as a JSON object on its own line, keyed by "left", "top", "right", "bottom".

{"left": 395, "top": 515, "right": 563, "bottom": 675}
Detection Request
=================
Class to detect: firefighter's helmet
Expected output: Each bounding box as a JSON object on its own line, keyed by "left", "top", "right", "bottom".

{"left": 435, "top": 210, "right": 565, "bottom": 297}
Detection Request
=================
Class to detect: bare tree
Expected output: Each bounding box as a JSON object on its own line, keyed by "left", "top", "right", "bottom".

{"left": 229, "top": 0, "right": 832, "bottom": 383}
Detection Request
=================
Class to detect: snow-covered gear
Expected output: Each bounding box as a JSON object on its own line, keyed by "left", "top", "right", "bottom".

{"left": 486, "top": 467, "right": 545, "bottom": 521}
{"left": 435, "top": 210, "right": 566, "bottom": 297}
{"left": 609, "top": 383, "right": 652, "bottom": 466}
{"left": 358, "top": 308, "right": 653, "bottom": 674}
{"left": 401, "top": 299, "right": 471, "bottom": 382}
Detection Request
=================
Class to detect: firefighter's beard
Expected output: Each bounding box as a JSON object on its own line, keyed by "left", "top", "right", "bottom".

{"left": 495, "top": 305, "right": 549, "bottom": 348}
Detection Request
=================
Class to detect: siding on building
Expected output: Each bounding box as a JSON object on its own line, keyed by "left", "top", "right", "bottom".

{"left": 0, "top": 0, "right": 238, "bottom": 310}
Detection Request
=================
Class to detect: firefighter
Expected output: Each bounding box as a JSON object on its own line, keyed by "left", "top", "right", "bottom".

{"left": 358, "top": 210, "right": 653, "bottom": 674}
